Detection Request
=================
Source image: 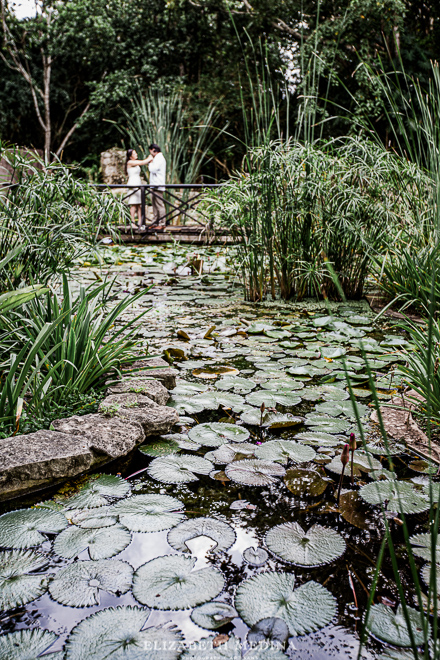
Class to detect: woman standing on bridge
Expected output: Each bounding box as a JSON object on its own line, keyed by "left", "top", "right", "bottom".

{"left": 125, "top": 148, "right": 151, "bottom": 230}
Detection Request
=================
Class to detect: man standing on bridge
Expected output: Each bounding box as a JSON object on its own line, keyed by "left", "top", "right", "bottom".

{"left": 146, "top": 143, "right": 167, "bottom": 227}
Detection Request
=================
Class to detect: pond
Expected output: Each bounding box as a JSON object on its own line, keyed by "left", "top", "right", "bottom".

{"left": 0, "top": 243, "right": 434, "bottom": 660}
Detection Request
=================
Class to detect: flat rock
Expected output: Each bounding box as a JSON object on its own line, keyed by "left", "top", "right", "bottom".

{"left": 115, "top": 405, "right": 179, "bottom": 436}
{"left": 52, "top": 414, "right": 145, "bottom": 459}
{"left": 0, "top": 430, "right": 94, "bottom": 499}
{"left": 121, "top": 357, "right": 177, "bottom": 389}
{"left": 99, "top": 393, "right": 157, "bottom": 411}
{"left": 106, "top": 379, "right": 170, "bottom": 405}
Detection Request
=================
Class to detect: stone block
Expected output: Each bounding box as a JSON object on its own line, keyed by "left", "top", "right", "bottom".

{"left": 106, "top": 378, "right": 172, "bottom": 403}
{"left": 115, "top": 405, "right": 179, "bottom": 436}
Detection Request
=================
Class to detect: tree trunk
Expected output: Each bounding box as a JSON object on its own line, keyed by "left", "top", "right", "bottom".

{"left": 42, "top": 52, "right": 52, "bottom": 163}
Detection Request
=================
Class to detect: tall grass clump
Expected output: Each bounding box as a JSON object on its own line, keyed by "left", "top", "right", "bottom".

{"left": 212, "top": 137, "right": 402, "bottom": 302}
{"left": 0, "top": 144, "right": 125, "bottom": 289}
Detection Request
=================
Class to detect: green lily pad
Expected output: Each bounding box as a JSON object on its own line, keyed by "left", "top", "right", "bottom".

{"left": 180, "top": 634, "right": 287, "bottom": 659}
{"left": 261, "top": 413, "right": 303, "bottom": 429}
{"left": 64, "top": 475, "right": 131, "bottom": 510}
{"left": 0, "top": 549, "right": 49, "bottom": 611}
{"left": 69, "top": 506, "right": 117, "bottom": 529}
{"left": 255, "top": 440, "right": 316, "bottom": 465}
{"left": 190, "top": 602, "right": 238, "bottom": 630}
{"left": 188, "top": 422, "right": 250, "bottom": 447}
{"left": 167, "top": 517, "right": 236, "bottom": 553}
{"left": 139, "top": 438, "right": 182, "bottom": 457}
{"left": 171, "top": 381, "right": 208, "bottom": 396}
{"left": 320, "top": 346, "right": 346, "bottom": 359}
{"left": 53, "top": 523, "right": 131, "bottom": 560}
{"left": 409, "top": 533, "right": 440, "bottom": 563}
{"left": 65, "top": 606, "right": 183, "bottom": 660}
{"left": 360, "top": 481, "right": 430, "bottom": 514}
{"left": 338, "top": 491, "right": 378, "bottom": 530}
{"left": 225, "top": 459, "right": 286, "bottom": 486}
{"left": 325, "top": 450, "right": 382, "bottom": 476}
{"left": 294, "top": 431, "right": 343, "bottom": 447}
{"left": 247, "top": 323, "right": 277, "bottom": 334}
{"left": 0, "top": 629, "right": 58, "bottom": 660}
{"left": 49, "top": 559, "right": 133, "bottom": 607}
{"left": 133, "top": 555, "right": 224, "bottom": 610}
{"left": 0, "top": 508, "right": 68, "bottom": 549}
{"left": 261, "top": 378, "right": 305, "bottom": 391}
{"left": 111, "top": 494, "right": 185, "bottom": 532}
{"left": 314, "top": 400, "right": 368, "bottom": 419}
{"left": 206, "top": 442, "right": 257, "bottom": 464}
{"left": 248, "top": 617, "right": 289, "bottom": 649}
{"left": 235, "top": 572, "right": 336, "bottom": 636}
{"left": 190, "top": 392, "right": 246, "bottom": 413}
{"left": 147, "top": 454, "right": 213, "bottom": 484}
{"left": 284, "top": 468, "right": 331, "bottom": 496}
{"left": 305, "top": 415, "right": 351, "bottom": 434}
{"left": 366, "top": 603, "right": 427, "bottom": 646}
{"left": 243, "top": 547, "right": 269, "bottom": 566}
{"left": 215, "top": 377, "right": 257, "bottom": 394}
{"left": 420, "top": 562, "right": 440, "bottom": 592}
{"left": 246, "top": 391, "right": 301, "bottom": 408}
{"left": 302, "top": 386, "right": 349, "bottom": 402}
{"left": 265, "top": 522, "right": 345, "bottom": 566}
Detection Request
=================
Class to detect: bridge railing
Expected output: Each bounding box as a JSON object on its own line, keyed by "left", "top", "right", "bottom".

{"left": 93, "top": 183, "right": 225, "bottom": 233}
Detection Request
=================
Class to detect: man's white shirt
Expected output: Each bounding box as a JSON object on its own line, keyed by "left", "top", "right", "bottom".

{"left": 148, "top": 152, "right": 166, "bottom": 190}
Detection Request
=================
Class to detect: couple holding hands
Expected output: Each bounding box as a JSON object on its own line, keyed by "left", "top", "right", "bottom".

{"left": 125, "top": 143, "right": 166, "bottom": 230}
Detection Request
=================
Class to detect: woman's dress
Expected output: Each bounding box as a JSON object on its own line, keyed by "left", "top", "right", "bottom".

{"left": 127, "top": 165, "right": 142, "bottom": 205}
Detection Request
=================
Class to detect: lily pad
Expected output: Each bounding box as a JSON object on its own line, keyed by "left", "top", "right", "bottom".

{"left": 53, "top": 523, "right": 131, "bottom": 560}
{"left": 0, "top": 549, "right": 49, "bottom": 611}
{"left": 191, "top": 392, "right": 246, "bottom": 413}
{"left": 180, "top": 634, "right": 287, "bottom": 659}
{"left": 366, "top": 603, "right": 426, "bottom": 646}
{"left": 111, "top": 494, "right": 185, "bottom": 532}
{"left": 255, "top": 440, "right": 316, "bottom": 465}
{"left": 172, "top": 382, "right": 208, "bottom": 395}
{"left": 69, "top": 506, "right": 117, "bottom": 529}
{"left": 191, "top": 602, "right": 238, "bottom": 629}
{"left": 261, "top": 378, "right": 305, "bottom": 391}
{"left": 320, "top": 346, "right": 346, "bottom": 359}
{"left": 360, "top": 481, "right": 430, "bottom": 514}
{"left": 0, "top": 629, "right": 58, "bottom": 660}
{"left": 302, "top": 386, "right": 349, "bottom": 402}
{"left": 139, "top": 438, "right": 182, "bottom": 457}
{"left": 64, "top": 475, "right": 131, "bottom": 510}
{"left": 193, "top": 366, "right": 239, "bottom": 379}
{"left": 147, "top": 454, "right": 213, "bottom": 484}
{"left": 294, "top": 431, "right": 343, "bottom": 447}
{"left": 65, "top": 606, "right": 183, "bottom": 660}
{"left": 314, "top": 400, "right": 368, "bottom": 419}
{"left": 339, "top": 491, "right": 377, "bottom": 530}
{"left": 248, "top": 617, "right": 289, "bottom": 649}
{"left": 167, "top": 517, "right": 236, "bottom": 553}
{"left": 235, "top": 572, "right": 336, "bottom": 636}
{"left": 189, "top": 423, "right": 250, "bottom": 447}
{"left": 206, "top": 443, "right": 257, "bottom": 464}
{"left": 409, "top": 533, "right": 440, "bottom": 563}
{"left": 261, "top": 413, "right": 303, "bottom": 429}
{"left": 325, "top": 450, "right": 382, "bottom": 476}
{"left": 243, "top": 546, "right": 269, "bottom": 567}
{"left": 0, "top": 508, "right": 68, "bottom": 549}
{"left": 225, "top": 459, "right": 286, "bottom": 486}
{"left": 265, "top": 522, "right": 345, "bottom": 566}
{"left": 216, "top": 377, "right": 256, "bottom": 394}
{"left": 305, "top": 415, "right": 351, "bottom": 434}
{"left": 49, "top": 559, "right": 133, "bottom": 607}
{"left": 284, "top": 468, "right": 330, "bottom": 497}
{"left": 133, "top": 554, "right": 224, "bottom": 610}
{"left": 246, "top": 391, "right": 301, "bottom": 408}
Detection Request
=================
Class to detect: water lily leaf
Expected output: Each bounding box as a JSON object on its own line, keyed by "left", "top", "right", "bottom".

{"left": 53, "top": 523, "right": 131, "bottom": 559}
{"left": 111, "top": 493, "right": 185, "bottom": 532}
{"left": 409, "top": 533, "right": 440, "bottom": 563}
{"left": 180, "top": 634, "right": 287, "bottom": 659}
{"left": 360, "top": 481, "right": 430, "bottom": 514}
{"left": 284, "top": 468, "right": 330, "bottom": 497}
{"left": 167, "top": 517, "right": 236, "bottom": 553}
{"left": 168, "top": 396, "right": 206, "bottom": 414}
{"left": 64, "top": 475, "right": 131, "bottom": 510}
{"left": 133, "top": 554, "right": 224, "bottom": 610}
{"left": 314, "top": 400, "right": 368, "bottom": 419}
{"left": 189, "top": 422, "right": 250, "bottom": 447}
{"left": 191, "top": 602, "right": 238, "bottom": 629}
{"left": 190, "top": 392, "right": 246, "bottom": 413}
{"left": 65, "top": 606, "right": 183, "bottom": 660}
{"left": 313, "top": 316, "right": 334, "bottom": 327}
{"left": 325, "top": 450, "right": 382, "bottom": 475}
{"left": 320, "top": 346, "right": 346, "bottom": 359}
{"left": 148, "top": 454, "right": 213, "bottom": 483}
{"left": 265, "top": 522, "right": 345, "bottom": 566}
{"left": 0, "top": 629, "right": 58, "bottom": 660}
{"left": 305, "top": 415, "right": 351, "bottom": 434}
{"left": 246, "top": 390, "right": 301, "bottom": 408}
{"left": 248, "top": 617, "right": 289, "bottom": 649}
{"left": 206, "top": 442, "right": 257, "bottom": 464}
{"left": 216, "top": 377, "right": 256, "bottom": 394}
{"left": 302, "top": 386, "right": 349, "bottom": 402}
{"left": 172, "top": 382, "right": 208, "bottom": 396}
{"left": 0, "top": 508, "right": 68, "bottom": 549}
{"left": 69, "top": 506, "right": 117, "bottom": 529}
{"left": 261, "top": 413, "right": 303, "bottom": 429}
{"left": 409, "top": 460, "right": 438, "bottom": 475}
{"left": 420, "top": 563, "right": 440, "bottom": 592}
{"left": 239, "top": 407, "right": 265, "bottom": 425}
{"left": 247, "top": 323, "right": 277, "bottom": 334}
{"left": 193, "top": 366, "right": 239, "bottom": 379}
{"left": 351, "top": 388, "right": 372, "bottom": 398}
{"left": 255, "top": 440, "right": 316, "bottom": 465}
{"left": 243, "top": 547, "right": 269, "bottom": 567}
{"left": 139, "top": 438, "right": 182, "bottom": 457}
{"left": 0, "top": 549, "right": 49, "bottom": 611}
{"left": 338, "top": 491, "right": 378, "bottom": 530}
{"left": 261, "top": 378, "right": 305, "bottom": 391}
{"left": 265, "top": 329, "right": 291, "bottom": 339}
{"left": 49, "top": 559, "right": 133, "bottom": 607}
{"left": 294, "top": 432, "right": 343, "bottom": 447}
{"left": 366, "top": 603, "right": 426, "bottom": 646}
{"left": 235, "top": 572, "right": 336, "bottom": 636}
{"left": 225, "top": 459, "right": 286, "bottom": 486}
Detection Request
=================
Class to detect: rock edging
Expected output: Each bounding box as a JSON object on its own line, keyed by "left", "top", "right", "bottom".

{"left": 0, "top": 358, "right": 179, "bottom": 500}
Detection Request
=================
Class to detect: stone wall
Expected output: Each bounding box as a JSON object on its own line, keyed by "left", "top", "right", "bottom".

{"left": 100, "top": 148, "right": 127, "bottom": 185}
